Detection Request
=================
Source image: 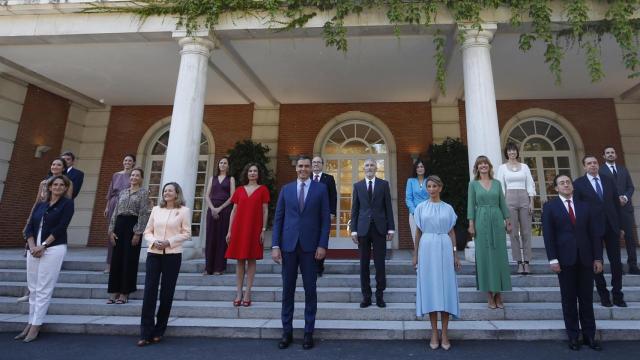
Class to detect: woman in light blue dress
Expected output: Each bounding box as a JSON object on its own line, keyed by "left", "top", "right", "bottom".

{"left": 412, "top": 175, "right": 461, "bottom": 351}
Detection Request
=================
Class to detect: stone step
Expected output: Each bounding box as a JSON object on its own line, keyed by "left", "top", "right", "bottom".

{"left": 1, "top": 297, "right": 637, "bottom": 322}
{"left": 2, "top": 269, "right": 639, "bottom": 288}
{"left": 2, "top": 282, "right": 640, "bottom": 303}
{"left": 0, "top": 314, "right": 638, "bottom": 341}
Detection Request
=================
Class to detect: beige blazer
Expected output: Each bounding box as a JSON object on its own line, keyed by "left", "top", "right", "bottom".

{"left": 144, "top": 206, "right": 191, "bottom": 254}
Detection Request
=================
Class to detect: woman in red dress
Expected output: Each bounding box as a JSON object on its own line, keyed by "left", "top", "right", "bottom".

{"left": 225, "top": 163, "right": 270, "bottom": 307}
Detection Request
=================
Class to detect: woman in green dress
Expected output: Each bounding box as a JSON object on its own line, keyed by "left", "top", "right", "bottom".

{"left": 467, "top": 155, "right": 512, "bottom": 309}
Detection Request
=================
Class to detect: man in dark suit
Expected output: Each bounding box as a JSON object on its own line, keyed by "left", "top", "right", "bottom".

{"left": 600, "top": 145, "right": 639, "bottom": 275}
{"left": 351, "top": 158, "right": 395, "bottom": 308}
{"left": 311, "top": 156, "right": 337, "bottom": 277}
{"left": 543, "top": 174, "right": 603, "bottom": 351}
{"left": 272, "top": 155, "right": 330, "bottom": 350}
{"left": 573, "top": 155, "right": 626, "bottom": 307}
{"left": 61, "top": 151, "right": 84, "bottom": 199}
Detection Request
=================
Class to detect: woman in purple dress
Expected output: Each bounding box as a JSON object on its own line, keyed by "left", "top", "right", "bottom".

{"left": 103, "top": 154, "right": 136, "bottom": 273}
{"left": 204, "top": 157, "right": 235, "bottom": 275}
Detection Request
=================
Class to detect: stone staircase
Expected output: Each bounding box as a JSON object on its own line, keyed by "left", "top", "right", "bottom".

{"left": 0, "top": 249, "right": 638, "bottom": 341}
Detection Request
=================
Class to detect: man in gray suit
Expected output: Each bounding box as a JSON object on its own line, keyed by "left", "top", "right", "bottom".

{"left": 351, "top": 158, "right": 395, "bottom": 308}
{"left": 600, "top": 145, "right": 639, "bottom": 274}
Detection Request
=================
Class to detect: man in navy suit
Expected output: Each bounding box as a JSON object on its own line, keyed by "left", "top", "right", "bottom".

{"left": 311, "top": 156, "right": 337, "bottom": 277}
{"left": 61, "top": 151, "right": 84, "bottom": 199}
{"left": 272, "top": 155, "right": 330, "bottom": 350}
{"left": 599, "top": 145, "right": 639, "bottom": 275}
{"left": 351, "top": 158, "right": 395, "bottom": 308}
{"left": 573, "top": 155, "right": 626, "bottom": 307}
{"left": 543, "top": 174, "right": 603, "bottom": 351}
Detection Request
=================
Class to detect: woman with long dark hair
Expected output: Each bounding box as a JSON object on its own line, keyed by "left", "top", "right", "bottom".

{"left": 204, "top": 157, "right": 235, "bottom": 275}
{"left": 405, "top": 158, "right": 428, "bottom": 242}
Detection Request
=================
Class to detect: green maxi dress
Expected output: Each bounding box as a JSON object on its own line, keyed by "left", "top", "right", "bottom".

{"left": 467, "top": 179, "right": 512, "bottom": 292}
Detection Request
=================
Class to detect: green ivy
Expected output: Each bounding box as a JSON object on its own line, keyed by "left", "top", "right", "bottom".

{"left": 84, "top": 0, "right": 640, "bottom": 92}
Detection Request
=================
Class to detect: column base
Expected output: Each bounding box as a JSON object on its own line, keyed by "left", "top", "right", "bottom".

{"left": 464, "top": 239, "right": 513, "bottom": 263}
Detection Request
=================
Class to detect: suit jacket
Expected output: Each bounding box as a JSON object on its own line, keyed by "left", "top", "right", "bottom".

{"left": 351, "top": 177, "right": 395, "bottom": 236}
{"left": 66, "top": 167, "right": 84, "bottom": 199}
{"left": 542, "top": 197, "right": 603, "bottom": 267}
{"left": 317, "top": 173, "right": 337, "bottom": 216}
{"left": 573, "top": 174, "right": 622, "bottom": 237}
{"left": 24, "top": 197, "right": 75, "bottom": 248}
{"left": 272, "top": 180, "right": 330, "bottom": 253}
{"left": 599, "top": 163, "right": 634, "bottom": 213}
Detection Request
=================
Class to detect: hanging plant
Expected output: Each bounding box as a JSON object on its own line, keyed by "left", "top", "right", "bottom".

{"left": 83, "top": 0, "right": 640, "bottom": 92}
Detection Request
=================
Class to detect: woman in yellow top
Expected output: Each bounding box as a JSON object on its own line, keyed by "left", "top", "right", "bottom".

{"left": 138, "top": 182, "right": 191, "bottom": 347}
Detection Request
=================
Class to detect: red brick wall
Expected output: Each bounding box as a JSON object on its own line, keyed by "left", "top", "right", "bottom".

{"left": 87, "top": 105, "right": 253, "bottom": 246}
{"left": 0, "top": 85, "right": 70, "bottom": 246}
{"left": 278, "top": 103, "right": 432, "bottom": 249}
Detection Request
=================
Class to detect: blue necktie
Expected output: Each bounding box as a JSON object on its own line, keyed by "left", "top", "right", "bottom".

{"left": 594, "top": 177, "right": 603, "bottom": 200}
{"left": 298, "top": 182, "right": 305, "bottom": 211}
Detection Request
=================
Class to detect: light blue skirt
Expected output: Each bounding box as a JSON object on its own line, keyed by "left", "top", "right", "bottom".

{"left": 416, "top": 233, "right": 460, "bottom": 318}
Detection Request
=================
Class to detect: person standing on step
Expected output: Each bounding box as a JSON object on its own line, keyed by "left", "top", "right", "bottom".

{"left": 573, "top": 155, "right": 627, "bottom": 308}
{"left": 15, "top": 175, "right": 74, "bottom": 343}
{"left": 225, "top": 163, "right": 270, "bottom": 307}
{"left": 107, "top": 168, "right": 150, "bottom": 305}
{"left": 61, "top": 151, "right": 84, "bottom": 199}
{"left": 496, "top": 142, "right": 536, "bottom": 275}
{"left": 311, "top": 156, "right": 337, "bottom": 277}
{"left": 204, "top": 157, "right": 235, "bottom": 275}
{"left": 413, "top": 175, "right": 461, "bottom": 351}
{"left": 467, "top": 156, "right": 512, "bottom": 310}
{"left": 272, "top": 155, "right": 330, "bottom": 350}
{"left": 351, "top": 158, "right": 395, "bottom": 309}
{"left": 138, "top": 182, "right": 191, "bottom": 347}
{"left": 599, "top": 145, "right": 639, "bottom": 275}
{"left": 406, "top": 158, "right": 429, "bottom": 244}
{"left": 104, "top": 154, "right": 136, "bottom": 274}
{"left": 542, "top": 174, "right": 603, "bottom": 351}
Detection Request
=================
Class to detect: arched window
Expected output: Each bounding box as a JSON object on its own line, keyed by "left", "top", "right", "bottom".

{"left": 145, "top": 129, "right": 211, "bottom": 237}
{"left": 505, "top": 118, "right": 577, "bottom": 235}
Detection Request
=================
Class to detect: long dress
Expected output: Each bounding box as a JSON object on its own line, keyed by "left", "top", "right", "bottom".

{"left": 105, "top": 172, "right": 131, "bottom": 264}
{"left": 225, "top": 185, "right": 270, "bottom": 260}
{"left": 205, "top": 176, "right": 232, "bottom": 274}
{"left": 467, "top": 180, "right": 512, "bottom": 292}
{"left": 415, "top": 200, "right": 460, "bottom": 318}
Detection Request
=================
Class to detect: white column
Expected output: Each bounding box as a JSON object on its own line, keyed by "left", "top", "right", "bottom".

{"left": 460, "top": 24, "right": 502, "bottom": 175}
{"left": 161, "top": 34, "right": 215, "bottom": 258}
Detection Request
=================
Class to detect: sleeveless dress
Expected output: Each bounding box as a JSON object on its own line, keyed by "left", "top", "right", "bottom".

{"left": 205, "top": 176, "right": 232, "bottom": 273}
{"left": 225, "top": 185, "right": 270, "bottom": 260}
{"left": 415, "top": 200, "right": 460, "bottom": 318}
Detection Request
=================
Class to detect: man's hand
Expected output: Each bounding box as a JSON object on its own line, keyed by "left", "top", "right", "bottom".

{"left": 386, "top": 233, "right": 394, "bottom": 241}
{"left": 594, "top": 260, "right": 603, "bottom": 274}
{"left": 620, "top": 196, "right": 628, "bottom": 207}
{"left": 351, "top": 234, "right": 359, "bottom": 245}
{"left": 271, "top": 248, "right": 282, "bottom": 264}
{"left": 550, "top": 263, "right": 561, "bottom": 273}
{"left": 620, "top": 230, "right": 626, "bottom": 240}
{"left": 315, "top": 247, "right": 326, "bottom": 260}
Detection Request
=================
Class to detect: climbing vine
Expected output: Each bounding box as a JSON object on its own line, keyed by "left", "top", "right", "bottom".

{"left": 84, "top": 0, "right": 640, "bottom": 92}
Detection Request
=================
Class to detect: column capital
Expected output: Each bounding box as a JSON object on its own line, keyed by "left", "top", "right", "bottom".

{"left": 173, "top": 30, "right": 217, "bottom": 56}
{"left": 458, "top": 23, "right": 497, "bottom": 50}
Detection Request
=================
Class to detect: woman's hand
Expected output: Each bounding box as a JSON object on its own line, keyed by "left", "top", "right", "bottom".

{"left": 259, "top": 230, "right": 265, "bottom": 245}
{"left": 154, "top": 240, "right": 169, "bottom": 250}
{"left": 31, "top": 245, "right": 45, "bottom": 258}
{"left": 529, "top": 199, "right": 534, "bottom": 215}
{"left": 454, "top": 256, "right": 462, "bottom": 272}
{"left": 103, "top": 207, "right": 109, "bottom": 218}
{"left": 412, "top": 252, "right": 418, "bottom": 270}
{"left": 225, "top": 233, "right": 231, "bottom": 245}
{"left": 109, "top": 232, "right": 118, "bottom": 246}
{"left": 212, "top": 207, "right": 221, "bottom": 217}
{"left": 131, "top": 234, "right": 141, "bottom": 246}
{"left": 467, "top": 224, "right": 475, "bottom": 238}
{"left": 505, "top": 220, "right": 513, "bottom": 233}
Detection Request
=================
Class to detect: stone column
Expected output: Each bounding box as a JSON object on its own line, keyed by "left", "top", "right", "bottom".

{"left": 460, "top": 24, "right": 502, "bottom": 174}
{"left": 162, "top": 33, "right": 215, "bottom": 258}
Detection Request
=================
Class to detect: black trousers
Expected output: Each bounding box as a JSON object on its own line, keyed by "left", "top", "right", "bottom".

{"left": 358, "top": 225, "right": 386, "bottom": 298}
{"left": 621, "top": 209, "right": 637, "bottom": 266}
{"left": 140, "top": 252, "right": 181, "bottom": 340}
{"left": 558, "top": 263, "right": 596, "bottom": 340}
{"left": 595, "top": 223, "right": 624, "bottom": 302}
{"left": 108, "top": 215, "right": 142, "bottom": 294}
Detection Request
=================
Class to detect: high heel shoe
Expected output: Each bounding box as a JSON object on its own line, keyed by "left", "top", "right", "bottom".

{"left": 441, "top": 341, "right": 451, "bottom": 351}
{"left": 487, "top": 292, "right": 497, "bottom": 309}
{"left": 429, "top": 340, "right": 440, "bottom": 350}
{"left": 495, "top": 293, "right": 504, "bottom": 309}
{"left": 14, "top": 328, "right": 29, "bottom": 340}
{"left": 523, "top": 261, "right": 530, "bottom": 275}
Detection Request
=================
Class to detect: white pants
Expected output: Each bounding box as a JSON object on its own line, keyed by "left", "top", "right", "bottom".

{"left": 409, "top": 214, "right": 417, "bottom": 245}
{"left": 27, "top": 245, "right": 66, "bottom": 326}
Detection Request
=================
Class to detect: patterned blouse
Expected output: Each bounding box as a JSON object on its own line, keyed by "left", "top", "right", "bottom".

{"left": 109, "top": 187, "right": 151, "bottom": 234}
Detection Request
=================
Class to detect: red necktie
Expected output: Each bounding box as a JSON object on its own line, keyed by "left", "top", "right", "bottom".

{"left": 566, "top": 199, "right": 576, "bottom": 225}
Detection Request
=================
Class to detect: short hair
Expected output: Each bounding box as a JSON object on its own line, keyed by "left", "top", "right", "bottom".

{"left": 553, "top": 174, "right": 571, "bottom": 187}
{"left": 411, "top": 158, "right": 426, "bottom": 178}
{"left": 45, "top": 175, "right": 72, "bottom": 202}
{"left": 123, "top": 153, "right": 136, "bottom": 163}
{"left": 240, "top": 162, "right": 262, "bottom": 185}
{"left": 48, "top": 157, "right": 69, "bottom": 177}
{"left": 296, "top": 155, "right": 312, "bottom": 164}
{"left": 602, "top": 145, "right": 616, "bottom": 154}
{"left": 60, "top": 151, "right": 75, "bottom": 161}
{"left": 503, "top": 142, "right": 520, "bottom": 159}
{"left": 472, "top": 155, "right": 494, "bottom": 180}
{"left": 426, "top": 175, "right": 443, "bottom": 188}
{"left": 131, "top": 167, "right": 144, "bottom": 179}
{"left": 582, "top": 154, "right": 597, "bottom": 165}
{"left": 215, "top": 157, "right": 229, "bottom": 176}
{"left": 159, "top": 182, "right": 185, "bottom": 208}
{"left": 312, "top": 156, "right": 324, "bottom": 164}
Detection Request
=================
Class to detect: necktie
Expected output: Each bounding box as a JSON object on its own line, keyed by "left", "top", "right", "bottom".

{"left": 566, "top": 199, "right": 576, "bottom": 225}
{"left": 314, "top": 174, "right": 319, "bottom": 182}
{"left": 611, "top": 166, "right": 618, "bottom": 178}
{"left": 298, "top": 182, "right": 306, "bottom": 211}
{"left": 594, "top": 177, "right": 603, "bottom": 200}
{"left": 367, "top": 180, "right": 373, "bottom": 201}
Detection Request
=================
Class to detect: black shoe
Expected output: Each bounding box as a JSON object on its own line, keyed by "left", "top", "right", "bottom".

{"left": 613, "top": 299, "right": 628, "bottom": 307}
{"left": 628, "top": 265, "right": 640, "bottom": 275}
{"left": 317, "top": 271, "right": 323, "bottom": 278}
{"left": 360, "top": 297, "right": 372, "bottom": 308}
{"left": 600, "top": 296, "right": 613, "bottom": 308}
{"left": 583, "top": 337, "right": 602, "bottom": 351}
{"left": 568, "top": 338, "right": 580, "bottom": 351}
{"left": 278, "top": 333, "right": 293, "bottom": 349}
{"left": 375, "top": 296, "right": 386, "bottom": 308}
{"left": 302, "top": 333, "right": 314, "bottom": 350}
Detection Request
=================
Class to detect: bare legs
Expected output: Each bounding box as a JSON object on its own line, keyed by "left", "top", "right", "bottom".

{"left": 234, "top": 259, "right": 257, "bottom": 306}
{"left": 487, "top": 292, "right": 504, "bottom": 309}
{"left": 428, "top": 312, "right": 451, "bottom": 350}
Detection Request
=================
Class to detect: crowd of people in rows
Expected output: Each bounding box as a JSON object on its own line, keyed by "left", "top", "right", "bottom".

{"left": 11, "top": 143, "right": 638, "bottom": 352}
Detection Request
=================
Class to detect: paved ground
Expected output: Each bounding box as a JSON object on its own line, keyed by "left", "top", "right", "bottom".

{"left": 2, "top": 333, "right": 639, "bottom": 360}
